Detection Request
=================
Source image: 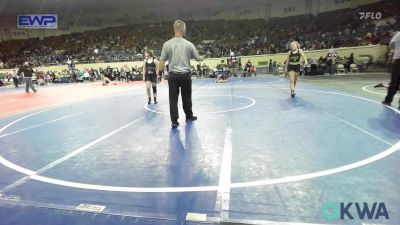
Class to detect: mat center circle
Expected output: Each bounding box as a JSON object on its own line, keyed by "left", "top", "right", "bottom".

{"left": 144, "top": 95, "right": 256, "bottom": 115}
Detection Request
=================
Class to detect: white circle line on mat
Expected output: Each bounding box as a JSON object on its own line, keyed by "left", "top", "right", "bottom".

{"left": 144, "top": 95, "right": 256, "bottom": 115}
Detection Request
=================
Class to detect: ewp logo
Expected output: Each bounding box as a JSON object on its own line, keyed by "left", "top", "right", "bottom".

{"left": 17, "top": 14, "right": 58, "bottom": 29}
{"left": 322, "top": 201, "right": 389, "bottom": 220}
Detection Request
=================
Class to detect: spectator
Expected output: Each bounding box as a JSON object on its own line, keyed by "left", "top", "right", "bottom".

{"left": 12, "top": 68, "right": 19, "bottom": 87}
{"left": 326, "top": 55, "right": 333, "bottom": 75}
{"left": 310, "top": 56, "right": 318, "bottom": 75}
{"left": 18, "top": 62, "right": 37, "bottom": 93}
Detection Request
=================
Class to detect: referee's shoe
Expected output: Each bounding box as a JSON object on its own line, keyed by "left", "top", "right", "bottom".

{"left": 186, "top": 116, "right": 197, "bottom": 122}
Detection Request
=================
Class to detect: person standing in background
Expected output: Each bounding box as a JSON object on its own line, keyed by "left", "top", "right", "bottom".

{"left": 12, "top": 67, "right": 19, "bottom": 88}
{"left": 18, "top": 62, "right": 37, "bottom": 93}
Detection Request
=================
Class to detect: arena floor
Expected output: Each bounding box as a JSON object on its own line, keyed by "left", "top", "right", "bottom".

{"left": 0, "top": 73, "right": 399, "bottom": 225}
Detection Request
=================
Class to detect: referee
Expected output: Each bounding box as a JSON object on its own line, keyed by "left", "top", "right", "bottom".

{"left": 382, "top": 31, "right": 400, "bottom": 109}
{"left": 159, "top": 20, "right": 204, "bottom": 128}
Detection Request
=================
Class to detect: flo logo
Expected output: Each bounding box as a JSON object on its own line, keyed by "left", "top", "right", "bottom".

{"left": 322, "top": 202, "right": 389, "bottom": 220}
{"left": 359, "top": 12, "right": 382, "bottom": 20}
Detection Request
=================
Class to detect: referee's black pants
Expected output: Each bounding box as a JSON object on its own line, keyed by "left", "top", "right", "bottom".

{"left": 384, "top": 59, "right": 400, "bottom": 104}
{"left": 168, "top": 72, "right": 193, "bottom": 122}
